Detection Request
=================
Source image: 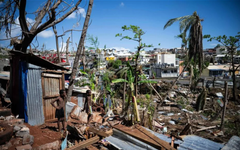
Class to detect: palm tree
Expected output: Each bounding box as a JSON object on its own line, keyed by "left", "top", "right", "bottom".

{"left": 163, "top": 11, "right": 204, "bottom": 90}
{"left": 164, "top": 11, "right": 204, "bottom": 73}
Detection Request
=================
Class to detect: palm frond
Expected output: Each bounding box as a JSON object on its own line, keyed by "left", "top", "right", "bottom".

{"left": 138, "top": 80, "right": 157, "bottom": 84}
{"left": 183, "top": 16, "right": 196, "bottom": 37}
{"left": 179, "top": 16, "right": 195, "bottom": 33}
{"left": 164, "top": 15, "right": 191, "bottom": 29}
{"left": 112, "top": 78, "right": 128, "bottom": 83}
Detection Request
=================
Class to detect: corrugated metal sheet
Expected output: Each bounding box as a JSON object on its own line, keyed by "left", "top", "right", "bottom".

{"left": 105, "top": 129, "right": 157, "bottom": 150}
{"left": 143, "top": 127, "right": 183, "bottom": 145}
{"left": 178, "top": 135, "right": 224, "bottom": 150}
{"left": 222, "top": 136, "right": 240, "bottom": 150}
{"left": 27, "top": 68, "right": 45, "bottom": 126}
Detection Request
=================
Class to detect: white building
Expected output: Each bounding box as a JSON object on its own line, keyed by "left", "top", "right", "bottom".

{"left": 139, "top": 51, "right": 151, "bottom": 64}
{"left": 215, "top": 46, "right": 227, "bottom": 55}
{"left": 156, "top": 53, "right": 176, "bottom": 66}
{"left": 151, "top": 53, "right": 179, "bottom": 78}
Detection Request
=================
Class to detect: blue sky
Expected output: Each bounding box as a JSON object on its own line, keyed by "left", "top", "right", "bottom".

{"left": 0, "top": 0, "right": 240, "bottom": 52}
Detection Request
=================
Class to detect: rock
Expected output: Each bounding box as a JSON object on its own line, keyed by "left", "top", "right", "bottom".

{"left": 6, "top": 142, "right": 12, "bottom": 147}
{"left": 2, "top": 142, "right": 13, "bottom": 150}
{"left": 14, "top": 125, "right": 21, "bottom": 132}
{"left": 36, "top": 140, "right": 59, "bottom": 150}
{"left": 1, "top": 145, "right": 8, "bottom": 150}
{"left": 13, "top": 138, "right": 21, "bottom": 145}
{"left": 0, "top": 116, "right": 5, "bottom": 120}
{"left": 16, "top": 127, "right": 30, "bottom": 137}
{"left": 5, "top": 115, "right": 15, "bottom": 121}
{"left": 7, "top": 118, "right": 24, "bottom": 125}
{"left": 22, "top": 134, "right": 34, "bottom": 145}
{"left": 16, "top": 144, "right": 32, "bottom": 150}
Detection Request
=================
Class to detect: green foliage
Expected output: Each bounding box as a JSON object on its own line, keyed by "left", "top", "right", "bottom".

{"left": 80, "top": 70, "right": 88, "bottom": 76}
{"left": 108, "top": 60, "right": 122, "bottom": 69}
{"left": 87, "top": 34, "right": 99, "bottom": 50}
{"left": 115, "top": 25, "right": 153, "bottom": 50}
{"left": 112, "top": 78, "right": 128, "bottom": 83}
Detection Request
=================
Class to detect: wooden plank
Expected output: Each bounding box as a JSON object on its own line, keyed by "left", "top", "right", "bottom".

{"left": 45, "top": 118, "right": 58, "bottom": 123}
{"left": 43, "top": 70, "right": 66, "bottom": 74}
{"left": 42, "top": 73, "right": 62, "bottom": 78}
{"left": 43, "top": 95, "right": 59, "bottom": 99}
{"left": 88, "top": 127, "right": 112, "bottom": 137}
{"left": 196, "top": 126, "right": 216, "bottom": 132}
{"left": 62, "top": 73, "right": 65, "bottom": 90}
{"left": 67, "top": 136, "right": 100, "bottom": 150}
{"left": 135, "top": 125, "right": 176, "bottom": 150}
{"left": 113, "top": 124, "right": 175, "bottom": 150}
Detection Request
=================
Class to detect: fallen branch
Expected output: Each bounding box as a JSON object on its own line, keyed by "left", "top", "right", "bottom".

{"left": 196, "top": 126, "right": 217, "bottom": 132}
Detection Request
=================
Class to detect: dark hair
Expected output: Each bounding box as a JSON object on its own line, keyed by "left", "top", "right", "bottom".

{"left": 60, "top": 89, "right": 65, "bottom": 94}
{"left": 86, "top": 90, "right": 91, "bottom": 94}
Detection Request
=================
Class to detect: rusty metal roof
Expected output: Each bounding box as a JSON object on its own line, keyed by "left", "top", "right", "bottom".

{"left": 10, "top": 50, "right": 69, "bottom": 71}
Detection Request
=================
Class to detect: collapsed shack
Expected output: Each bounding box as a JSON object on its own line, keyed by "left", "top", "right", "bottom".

{"left": 9, "top": 50, "right": 68, "bottom": 125}
{"left": 0, "top": 50, "right": 69, "bottom": 149}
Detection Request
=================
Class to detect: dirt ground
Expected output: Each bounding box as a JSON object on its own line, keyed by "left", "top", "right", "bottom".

{"left": 25, "top": 123, "right": 62, "bottom": 148}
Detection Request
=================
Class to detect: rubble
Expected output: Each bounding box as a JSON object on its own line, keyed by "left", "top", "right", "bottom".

{"left": 22, "top": 134, "right": 34, "bottom": 145}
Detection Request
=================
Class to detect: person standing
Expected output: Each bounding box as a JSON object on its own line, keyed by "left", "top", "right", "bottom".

{"left": 83, "top": 90, "right": 93, "bottom": 123}
{"left": 51, "top": 89, "right": 66, "bottom": 132}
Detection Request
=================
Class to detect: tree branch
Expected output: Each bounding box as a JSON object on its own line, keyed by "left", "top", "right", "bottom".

{"left": 57, "top": 29, "right": 82, "bottom": 37}
{"left": 19, "top": 0, "right": 30, "bottom": 37}
{"left": 35, "top": 8, "right": 56, "bottom": 34}
{"left": 43, "top": 0, "right": 82, "bottom": 30}
{"left": 30, "top": 0, "right": 51, "bottom": 31}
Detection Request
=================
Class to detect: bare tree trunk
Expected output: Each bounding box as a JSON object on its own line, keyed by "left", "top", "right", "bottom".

{"left": 189, "top": 64, "right": 193, "bottom": 89}
{"left": 123, "top": 73, "right": 126, "bottom": 112}
{"left": 213, "top": 76, "right": 216, "bottom": 88}
{"left": 83, "top": 46, "right": 86, "bottom": 71}
{"left": 66, "top": 37, "right": 70, "bottom": 64}
{"left": 66, "top": 0, "right": 94, "bottom": 102}
{"left": 231, "top": 54, "right": 237, "bottom": 102}
{"left": 134, "top": 46, "right": 141, "bottom": 97}
{"left": 52, "top": 26, "right": 61, "bottom": 63}
{"left": 221, "top": 81, "right": 228, "bottom": 130}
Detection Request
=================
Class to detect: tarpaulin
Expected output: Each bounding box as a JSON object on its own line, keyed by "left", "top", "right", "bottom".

{"left": 19, "top": 61, "right": 28, "bottom": 122}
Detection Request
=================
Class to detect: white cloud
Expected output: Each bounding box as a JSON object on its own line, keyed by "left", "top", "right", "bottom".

{"left": 67, "top": 12, "right": 76, "bottom": 19}
{"left": 38, "top": 30, "right": 54, "bottom": 38}
{"left": 78, "top": 7, "right": 86, "bottom": 18}
{"left": 120, "top": 2, "right": 124, "bottom": 7}
{"left": 210, "top": 43, "right": 218, "bottom": 46}
{"left": 0, "top": 2, "right": 2, "bottom": 5}
{"left": 67, "top": 7, "right": 86, "bottom": 19}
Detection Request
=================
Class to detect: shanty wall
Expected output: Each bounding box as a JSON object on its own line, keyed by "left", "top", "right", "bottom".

{"left": 26, "top": 64, "right": 45, "bottom": 126}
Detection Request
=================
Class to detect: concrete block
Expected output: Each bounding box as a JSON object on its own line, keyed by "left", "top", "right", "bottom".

{"left": 16, "top": 127, "right": 30, "bottom": 137}
{"left": 16, "top": 144, "right": 32, "bottom": 150}
{"left": 14, "top": 125, "right": 21, "bottom": 132}
{"left": 22, "top": 134, "right": 34, "bottom": 145}
{"left": 35, "top": 140, "right": 59, "bottom": 150}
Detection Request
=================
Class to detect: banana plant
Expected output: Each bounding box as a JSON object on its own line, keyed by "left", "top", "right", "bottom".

{"left": 112, "top": 62, "right": 157, "bottom": 122}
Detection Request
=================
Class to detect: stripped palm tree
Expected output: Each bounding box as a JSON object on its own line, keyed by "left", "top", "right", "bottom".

{"left": 155, "top": 11, "right": 204, "bottom": 112}
{"left": 164, "top": 11, "right": 204, "bottom": 73}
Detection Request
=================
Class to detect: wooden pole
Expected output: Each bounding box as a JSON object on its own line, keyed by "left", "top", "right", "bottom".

{"left": 66, "top": 37, "right": 70, "bottom": 64}
{"left": 123, "top": 73, "right": 126, "bottom": 112}
{"left": 220, "top": 81, "right": 228, "bottom": 131}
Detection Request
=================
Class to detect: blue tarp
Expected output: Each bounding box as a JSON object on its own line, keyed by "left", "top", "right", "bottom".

{"left": 19, "top": 61, "right": 28, "bottom": 123}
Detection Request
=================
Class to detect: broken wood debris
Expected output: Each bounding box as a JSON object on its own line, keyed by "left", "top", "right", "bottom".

{"left": 67, "top": 136, "right": 100, "bottom": 150}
